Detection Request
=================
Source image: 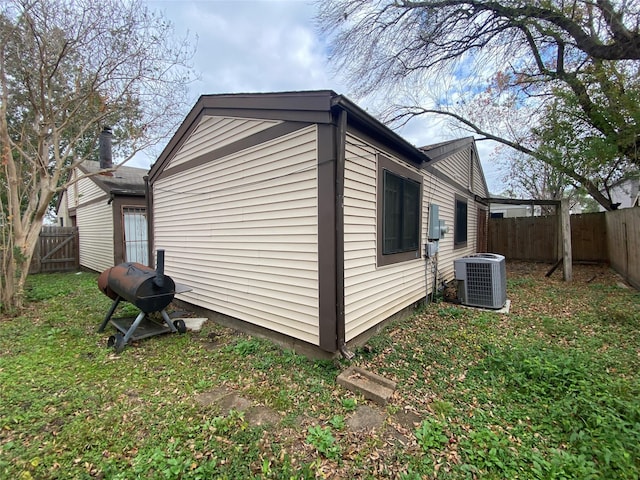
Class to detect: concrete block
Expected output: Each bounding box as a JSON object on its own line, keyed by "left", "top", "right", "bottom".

{"left": 337, "top": 366, "right": 396, "bottom": 406}
{"left": 175, "top": 317, "right": 208, "bottom": 331}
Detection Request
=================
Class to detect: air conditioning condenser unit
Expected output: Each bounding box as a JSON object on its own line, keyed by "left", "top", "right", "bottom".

{"left": 454, "top": 253, "right": 507, "bottom": 309}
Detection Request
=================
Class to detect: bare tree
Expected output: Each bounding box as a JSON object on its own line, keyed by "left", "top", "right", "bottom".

{"left": 0, "top": 0, "right": 195, "bottom": 313}
{"left": 496, "top": 149, "right": 583, "bottom": 213}
{"left": 317, "top": 0, "right": 640, "bottom": 209}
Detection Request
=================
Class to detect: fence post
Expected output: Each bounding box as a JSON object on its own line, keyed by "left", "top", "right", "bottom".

{"left": 560, "top": 198, "right": 572, "bottom": 281}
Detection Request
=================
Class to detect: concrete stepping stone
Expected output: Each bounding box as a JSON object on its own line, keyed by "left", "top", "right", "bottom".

{"left": 347, "top": 405, "right": 385, "bottom": 431}
{"left": 337, "top": 366, "right": 396, "bottom": 406}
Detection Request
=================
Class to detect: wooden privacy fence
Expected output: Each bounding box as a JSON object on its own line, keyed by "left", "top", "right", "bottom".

{"left": 488, "top": 207, "right": 640, "bottom": 288}
{"left": 488, "top": 212, "right": 608, "bottom": 263}
{"left": 29, "top": 226, "right": 79, "bottom": 274}
{"left": 606, "top": 208, "right": 640, "bottom": 289}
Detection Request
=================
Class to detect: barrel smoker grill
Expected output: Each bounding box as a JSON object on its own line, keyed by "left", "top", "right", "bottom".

{"left": 97, "top": 250, "right": 189, "bottom": 352}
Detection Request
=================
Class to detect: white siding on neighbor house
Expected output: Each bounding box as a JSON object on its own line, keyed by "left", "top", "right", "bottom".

{"left": 343, "top": 136, "right": 480, "bottom": 342}
{"left": 154, "top": 125, "right": 320, "bottom": 345}
{"left": 57, "top": 191, "right": 70, "bottom": 227}
{"left": 75, "top": 174, "right": 113, "bottom": 272}
{"left": 76, "top": 173, "right": 106, "bottom": 205}
{"left": 166, "top": 116, "right": 282, "bottom": 169}
{"left": 67, "top": 170, "right": 79, "bottom": 208}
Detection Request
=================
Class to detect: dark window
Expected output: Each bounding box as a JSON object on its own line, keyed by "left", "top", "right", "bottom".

{"left": 455, "top": 197, "right": 468, "bottom": 246}
{"left": 383, "top": 170, "right": 420, "bottom": 254}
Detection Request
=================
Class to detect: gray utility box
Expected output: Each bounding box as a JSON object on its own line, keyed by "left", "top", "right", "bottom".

{"left": 428, "top": 204, "right": 448, "bottom": 241}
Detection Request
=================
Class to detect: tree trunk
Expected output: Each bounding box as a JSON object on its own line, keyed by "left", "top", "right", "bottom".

{"left": 0, "top": 250, "right": 18, "bottom": 314}
{"left": 0, "top": 222, "right": 41, "bottom": 313}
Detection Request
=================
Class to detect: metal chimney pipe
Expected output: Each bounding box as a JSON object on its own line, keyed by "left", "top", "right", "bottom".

{"left": 99, "top": 126, "right": 113, "bottom": 170}
{"left": 154, "top": 249, "right": 165, "bottom": 288}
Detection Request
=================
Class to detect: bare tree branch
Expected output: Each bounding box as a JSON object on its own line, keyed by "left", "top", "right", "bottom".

{"left": 318, "top": 0, "right": 639, "bottom": 211}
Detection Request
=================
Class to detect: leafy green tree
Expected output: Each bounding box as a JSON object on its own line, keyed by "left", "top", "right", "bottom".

{"left": 0, "top": 0, "right": 194, "bottom": 312}
{"left": 318, "top": 0, "right": 640, "bottom": 209}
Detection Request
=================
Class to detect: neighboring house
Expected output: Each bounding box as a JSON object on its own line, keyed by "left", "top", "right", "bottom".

{"left": 147, "top": 90, "right": 489, "bottom": 356}
{"left": 489, "top": 205, "right": 532, "bottom": 218}
{"left": 57, "top": 151, "right": 149, "bottom": 272}
{"left": 488, "top": 195, "right": 534, "bottom": 218}
{"left": 599, "top": 177, "right": 640, "bottom": 211}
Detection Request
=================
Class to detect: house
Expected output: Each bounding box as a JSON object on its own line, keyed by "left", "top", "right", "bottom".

{"left": 599, "top": 177, "right": 640, "bottom": 211}
{"left": 487, "top": 194, "right": 534, "bottom": 218}
{"left": 57, "top": 128, "right": 149, "bottom": 272}
{"left": 147, "top": 91, "right": 489, "bottom": 356}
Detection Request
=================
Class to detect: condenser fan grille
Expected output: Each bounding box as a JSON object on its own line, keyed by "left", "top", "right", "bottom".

{"left": 465, "top": 262, "right": 494, "bottom": 306}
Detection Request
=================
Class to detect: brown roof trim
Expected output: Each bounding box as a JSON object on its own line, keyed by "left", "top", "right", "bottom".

{"left": 149, "top": 105, "right": 206, "bottom": 183}
{"left": 420, "top": 137, "right": 475, "bottom": 162}
{"left": 150, "top": 90, "right": 435, "bottom": 184}
{"left": 331, "top": 95, "right": 431, "bottom": 167}
{"left": 421, "top": 137, "right": 489, "bottom": 197}
{"left": 156, "top": 121, "right": 313, "bottom": 182}
{"left": 150, "top": 91, "right": 495, "bottom": 193}
{"left": 76, "top": 194, "right": 110, "bottom": 209}
{"left": 197, "top": 90, "right": 338, "bottom": 111}
{"left": 149, "top": 91, "right": 339, "bottom": 183}
{"left": 332, "top": 99, "right": 485, "bottom": 199}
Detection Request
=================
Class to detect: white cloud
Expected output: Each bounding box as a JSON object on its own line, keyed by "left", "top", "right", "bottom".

{"left": 149, "top": 0, "right": 333, "bottom": 95}
{"left": 132, "top": 0, "right": 505, "bottom": 193}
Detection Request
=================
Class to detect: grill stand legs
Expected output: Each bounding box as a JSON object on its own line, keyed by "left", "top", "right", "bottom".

{"left": 97, "top": 296, "right": 122, "bottom": 333}
{"left": 98, "top": 296, "right": 183, "bottom": 352}
{"left": 122, "top": 311, "right": 147, "bottom": 344}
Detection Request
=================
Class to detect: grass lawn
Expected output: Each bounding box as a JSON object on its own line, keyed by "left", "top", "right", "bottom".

{"left": 1, "top": 263, "right": 639, "bottom": 479}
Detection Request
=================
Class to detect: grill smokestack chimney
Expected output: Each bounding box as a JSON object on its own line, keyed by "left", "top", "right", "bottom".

{"left": 99, "top": 126, "right": 113, "bottom": 172}
{"left": 154, "top": 249, "right": 165, "bottom": 288}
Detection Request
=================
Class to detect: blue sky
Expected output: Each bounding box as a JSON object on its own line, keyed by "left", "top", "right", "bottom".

{"left": 139, "top": 0, "right": 503, "bottom": 192}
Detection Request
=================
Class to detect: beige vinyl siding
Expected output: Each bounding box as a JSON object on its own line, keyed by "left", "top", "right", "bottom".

{"left": 433, "top": 149, "right": 471, "bottom": 191}
{"left": 472, "top": 156, "right": 489, "bottom": 197}
{"left": 423, "top": 176, "right": 477, "bottom": 281}
{"left": 154, "top": 125, "right": 320, "bottom": 345}
{"left": 75, "top": 174, "right": 113, "bottom": 272}
{"left": 166, "top": 116, "right": 281, "bottom": 169}
{"left": 343, "top": 135, "right": 427, "bottom": 341}
{"left": 343, "top": 136, "right": 483, "bottom": 342}
{"left": 427, "top": 146, "right": 480, "bottom": 278}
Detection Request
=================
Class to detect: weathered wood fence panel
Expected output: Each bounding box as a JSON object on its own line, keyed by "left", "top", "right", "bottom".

{"left": 488, "top": 212, "right": 608, "bottom": 263}
{"left": 29, "top": 226, "right": 79, "bottom": 274}
{"left": 488, "top": 216, "right": 557, "bottom": 262}
{"left": 570, "top": 212, "right": 608, "bottom": 263}
{"left": 606, "top": 207, "right": 640, "bottom": 289}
